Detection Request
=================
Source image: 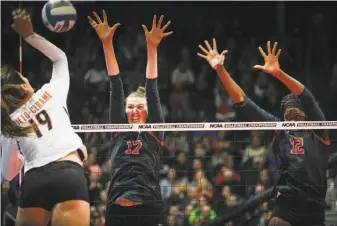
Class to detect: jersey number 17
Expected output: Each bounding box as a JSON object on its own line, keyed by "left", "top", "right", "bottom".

{"left": 28, "top": 110, "right": 53, "bottom": 138}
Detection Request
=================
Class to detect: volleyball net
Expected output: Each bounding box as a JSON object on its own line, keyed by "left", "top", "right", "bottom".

{"left": 2, "top": 121, "right": 337, "bottom": 226}
{"left": 75, "top": 121, "right": 337, "bottom": 226}
{"left": 72, "top": 121, "right": 337, "bottom": 133}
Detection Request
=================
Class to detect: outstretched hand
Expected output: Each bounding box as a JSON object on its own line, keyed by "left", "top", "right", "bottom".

{"left": 254, "top": 41, "right": 282, "bottom": 75}
{"left": 88, "top": 10, "right": 120, "bottom": 44}
{"left": 197, "top": 38, "right": 228, "bottom": 70}
{"left": 142, "top": 15, "right": 173, "bottom": 48}
{"left": 11, "top": 8, "right": 33, "bottom": 39}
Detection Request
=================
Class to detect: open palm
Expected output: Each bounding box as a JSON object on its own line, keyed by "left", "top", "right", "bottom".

{"left": 254, "top": 41, "right": 282, "bottom": 75}
{"left": 88, "top": 10, "right": 120, "bottom": 44}
{"left": 197, "top": 38, "right": 228, "bottom": 69}
{"left": 142, "top": 15, "right": 173, "bottom": 47}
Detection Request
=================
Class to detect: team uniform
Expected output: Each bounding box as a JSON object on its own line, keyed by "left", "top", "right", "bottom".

{"left": 105, "top": 75, "right": 165, "bottom": 226}
{"left": 234, "top": 88, "right": 330, "bottom": 226}
{"left": 6, "top": 33, "right": 89, "bottom": 211}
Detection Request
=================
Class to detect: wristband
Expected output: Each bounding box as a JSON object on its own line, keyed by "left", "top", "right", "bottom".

{"left": 209, "top": 55, "right": 225, "bottom": 69}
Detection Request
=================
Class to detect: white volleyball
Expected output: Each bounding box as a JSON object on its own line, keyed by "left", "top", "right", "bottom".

{"left": 42, "top": 0, "right": 77, "bottom": 33}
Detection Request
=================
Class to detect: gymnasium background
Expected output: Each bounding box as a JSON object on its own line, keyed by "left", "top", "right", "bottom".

{"left": 1, "top": 1, "right": 337, "bottom": 226}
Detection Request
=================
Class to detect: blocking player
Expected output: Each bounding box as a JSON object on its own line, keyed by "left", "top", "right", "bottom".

{"left": 1, "top": 9, "right": 90, "bottom": 226}
{"left": 197, "top": 39, "right": 330, "bottom": 226}
{"left": 88, "top": 10, "right": 172, "bottom": 226}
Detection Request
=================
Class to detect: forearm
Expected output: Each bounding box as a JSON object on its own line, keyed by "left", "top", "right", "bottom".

{"left": 25, "top": 33, "right": 66, "bottom": 62}
{"left": 109, "top": 76, "right": 126, "bottom": 123}
{"left": 273, "top": 69, "right": 327, "bottom": 121}
{"left": 215, "top": 66, "right": 245, "bottom": 103}
{"left": 146, "top": 78, "right": 164, "bottom": 123}
{"left": 273, "top": 69, "right": 304, "bottom": 95}
{"left": 146, "top": 45, "right": 158, "bottom": 79}
{"left": 234, "top": 97, "right": 279, "bottom": 122}
{"left": 102, "top": 42, "right": 120, "bottom": 76}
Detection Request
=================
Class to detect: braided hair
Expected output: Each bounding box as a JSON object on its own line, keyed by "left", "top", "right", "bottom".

{"left": 280, "top": 93, "right": 304, "bottom": 114}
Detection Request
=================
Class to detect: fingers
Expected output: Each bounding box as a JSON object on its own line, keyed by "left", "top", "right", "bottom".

{"left": 142, "top": 24, "right": 149, "bottom": 34}
{"left": 163, "top": 31, "right": 173, "bottom": 37}
{"left": 204, "top": 40, "right": 212, "bottom": 51}
{"left": 220, "top": 50, "right": 228, "bottom": 56}
{"left": 258, "top": 46, "right": 267, "bottom": 58}
{"left": 267, "top": 41, "right": 271, "bottom": 54}
{"left": 103, "top": 10, "right": 108, "bottom": 24}
{"left": 152, "top": 15, "right": 157, "bottom": 29}
{"left": 157, "top": 15, "right": 163, "bottom": 28}
{"left": 276, "top": 49, "right": 282, "bottom": 58}
{"left": 198, "top": 45, "right": 209, "bottom": 55}
{"left": 212, "top": 38, "right": 217, "bottom": 51}
{"left": 253, "top": 65, "right": 264, "bottom": 70}
{"left": 161, "top": 20, "right": 171, "bottom": 32}
{"left": 12, "top": 8, "right": 31, "bottom": 21}
{"left": 88, "top": 16, "right": 97, "bottom": 28}
{"left": 92, "top": 11, "right": 102, "bottom": 24}
{"left": 272, "top": 42, "right": 278, "bottom": 55}
{"left": 111, "top": 23, "right": 121, "bottom": 31}
{"left": 197, "top": 53, "right": 207, "bottom": 60}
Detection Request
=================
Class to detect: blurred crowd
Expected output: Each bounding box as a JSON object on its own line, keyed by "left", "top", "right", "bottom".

{"left": 1, "top": 1, "right": 337, "bottom": 226}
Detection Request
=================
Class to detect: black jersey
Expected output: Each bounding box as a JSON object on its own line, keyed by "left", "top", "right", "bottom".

{"left": 107, "top": 75, "right": 164, "bottom": 208}
{"left": 234, "top": 88, "right": 331, "bottom": 203}
{"left": 272, "top": 130, "right": 329, "bottom": 201}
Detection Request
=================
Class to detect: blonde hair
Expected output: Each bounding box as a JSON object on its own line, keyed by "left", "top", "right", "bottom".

{"left": 126, "top": 86, "right": 146, "bottom": 100}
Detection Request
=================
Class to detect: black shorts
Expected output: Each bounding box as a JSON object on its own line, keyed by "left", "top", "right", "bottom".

{"left": 272, "top": 194, "right": 325, "bottom": 226}
{"left": 105, "top": 204, "right": 164, "bottom": 226}
{"left": 19, "top": 160, "right": 89, "bottom": 211}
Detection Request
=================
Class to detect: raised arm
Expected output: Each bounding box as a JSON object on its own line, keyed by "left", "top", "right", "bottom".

{"left": 254, "top": 41, "right": 329, "bottom": 141}
{"left": 197, "top": 39, "right": 279, "bottom": 122}
{"left": 88, "top": 10, "right": 126, "bottom": 124}
{"left": 253, "top": 42, "right": 325, "bottom": 122}
{"left": 142, "top": 15, "right": 173, "bottom": 123}
{"left": 12, "top": 9, "right": 69, "bottom": 103}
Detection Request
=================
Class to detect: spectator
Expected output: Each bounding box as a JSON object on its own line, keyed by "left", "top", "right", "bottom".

{"left": 171, "top": 61, "right": 195, "bottom": 89}
{"left": 161, "top": 168, "right": 181, "bottom": 199}
{"left": 240, "top": 135, "right": 267, "bottom": 169}
{"left": 189, "top": 202, "right": 216, "bottom": 226}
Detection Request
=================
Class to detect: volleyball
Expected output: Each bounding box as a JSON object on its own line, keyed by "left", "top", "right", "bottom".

{"left": 41, "top": 0, "right": 77, "bottom": 33}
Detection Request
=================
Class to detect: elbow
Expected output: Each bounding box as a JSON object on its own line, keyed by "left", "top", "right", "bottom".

{"left": 53, "top": 51, "right": 67, "bottom": 64}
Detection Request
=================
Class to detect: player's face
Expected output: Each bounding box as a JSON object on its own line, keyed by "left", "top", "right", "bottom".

{"left": 126, "top": 97, "right": 148, "bottom": 124}
{"left": 19, "top": 73, "right": 34, "bottom": 94}
{"left": 283, "top": 107, "right": 306, "bottom": 121}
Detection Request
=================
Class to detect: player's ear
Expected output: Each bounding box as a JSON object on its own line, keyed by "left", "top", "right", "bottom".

{"left": 19, "top": 83, "right": 28, "bottom": 90}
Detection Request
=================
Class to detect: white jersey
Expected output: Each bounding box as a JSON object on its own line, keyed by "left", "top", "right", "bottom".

{"left": 8, "top": 33, "right": 84, "bottom": 173}
{"left": 0, "top": 135, "right": 24, "bottom": 182}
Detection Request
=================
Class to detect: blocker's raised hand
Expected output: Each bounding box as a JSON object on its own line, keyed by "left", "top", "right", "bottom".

{"left": 254, "top": 41, "right": 282, "bottom": 75}
{"left": 142, "top": 15, "right": 173, "bottom": 47}
{"left": 88, "top": 10, "right": 120, "bottom": 44}
{"left": 197, "top": 38, "right": 228, "bottom": 70}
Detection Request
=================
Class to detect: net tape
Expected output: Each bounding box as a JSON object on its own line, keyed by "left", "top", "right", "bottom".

{"left": 71, "top": 121, "right": 337, "bottom": 133}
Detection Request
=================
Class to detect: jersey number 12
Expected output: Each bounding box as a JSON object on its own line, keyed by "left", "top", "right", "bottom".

{"left": 28, "top": 110, "right": 53, "bottom": 138}
{"left": 290, "top": 137, "right": 305, "bottom": 154}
